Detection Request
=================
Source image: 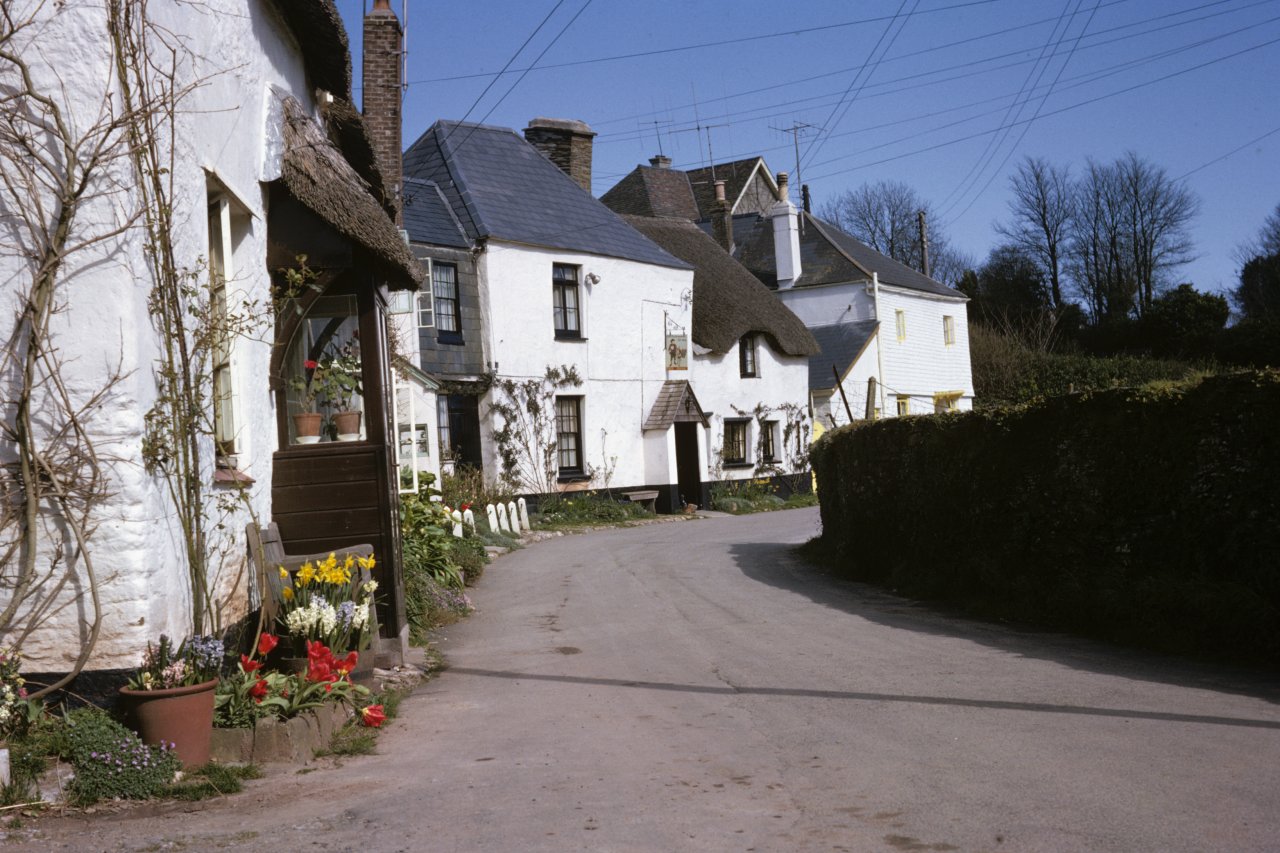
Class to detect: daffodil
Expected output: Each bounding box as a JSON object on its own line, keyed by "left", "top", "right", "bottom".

{"left": 297, "top": 561, "right": 315, "bottom": 586}
{"left": 281, "top": 586, "right": 294, "bottom": 601}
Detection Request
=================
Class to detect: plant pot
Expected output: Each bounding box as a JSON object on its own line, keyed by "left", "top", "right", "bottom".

{"left": 333, "top": 410, "right": 362, "bottom": 441}
{"left": 118, "top": 677, "right": 218, "bottom": 768}
{"left": 293, "top": 412, "right": 323, "bottom": 444}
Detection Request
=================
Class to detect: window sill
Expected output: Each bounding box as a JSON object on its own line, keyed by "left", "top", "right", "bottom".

{"left": 213, "top": 466, "right": 255, "bottom": 486}
{"left": 554, "top": 333, "right": 586, "bottom": 342}
{"left": 436, "top": 332, "right": 464, "bottom": 345}
{"left": 722, "top": 462, "right": 752, "bottom": 470}
{"left": 740, "top": 373, "right": 757, "bottom": 379}
{"left": 557, "top": 473, "right": 589, "bottom": 483}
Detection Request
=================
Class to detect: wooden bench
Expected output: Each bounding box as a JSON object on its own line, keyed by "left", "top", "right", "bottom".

{"left": 620, "top": 489, "right": 660, "bottom": 513}
{"left": 246, "top": 522, "right": 375, "bottom": 626}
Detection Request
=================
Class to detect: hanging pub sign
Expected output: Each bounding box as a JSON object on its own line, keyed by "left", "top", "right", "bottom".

{"left": 664, "top": 314, "right": 688, "bottom": 371}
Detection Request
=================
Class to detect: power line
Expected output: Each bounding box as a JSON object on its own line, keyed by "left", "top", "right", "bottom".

{"left": 802, "top": 32, "right": 1280, "bottom": 183}
{"left": 1175, "top": 123, "right": 1280, "bottom": 179}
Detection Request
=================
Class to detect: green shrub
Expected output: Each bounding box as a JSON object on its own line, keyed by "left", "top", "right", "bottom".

{"left": 536, "top": 493, "right": 649, "bottom": 526}
{"left": 811, "top": 370, "right": 1280, "bottom": 665}
{"left": 64, "top": 708, "right": 181, "bottom": 805}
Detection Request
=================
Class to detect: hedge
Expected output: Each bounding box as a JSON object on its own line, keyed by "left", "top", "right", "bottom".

{"left": 810, "top": 370, "right": 1280, "bottom": 665}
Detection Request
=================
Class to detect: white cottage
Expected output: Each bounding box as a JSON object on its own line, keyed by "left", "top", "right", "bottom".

{"left": 0, "top": 0, "right": 420, "bottom": 676}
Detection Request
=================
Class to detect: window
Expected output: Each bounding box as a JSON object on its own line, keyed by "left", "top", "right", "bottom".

{"left": 207, "top": 195, "right": 242, "bottom": 459}
{"left": 437, "top": 397, "right": 453, "bottom": 459}
{"left": 895, "top": 309, "right": 907, "bottom": 342}
{"left": 933, "top": 392, "right": 962, "bottom": 413}
{"left": 416, "top": 290, "right": 435, "bottom": 329}
{"left": 553, "top": 264, "right": 581, "bottom": 339}
{"left": 943, "top": 315, "right": 955, "bottom": 346}
{"left": 761, "top": 420, "right": 778, "bottom": 462}
{"left": 739, "top": 333, "right": 757, "bottom": 377}
{"left": 556, "top": 396, "right": 583, "bottom": 474}
{"left": 896, "top": 396, "right": 910, "bottom": 416}
{"left": 433, "top": 263, "right": 460, "bottom": 338}
{"left": 723, "top": 419, "right": 748, "bottom": 465}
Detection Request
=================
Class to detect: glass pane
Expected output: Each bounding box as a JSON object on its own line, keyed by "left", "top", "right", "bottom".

{"left": 281, "top": 294, "right": 363, "bottom": 446}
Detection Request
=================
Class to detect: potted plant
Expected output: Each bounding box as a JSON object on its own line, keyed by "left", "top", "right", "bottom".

{"left": 119, "top": 634, "right": 223, "bottom": 767}
{"left": 314, "top": 337, "right": 363, "bottom": 440}
{"left": 287, "top": 364, "right": 324, "bottom": 444}
{"left": 274, "top": 553, "right": 378, "bottom": 678}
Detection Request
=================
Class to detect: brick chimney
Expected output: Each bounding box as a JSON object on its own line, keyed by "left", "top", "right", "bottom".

{"left": 711, "top": 180, "right": 734, "bottom": 255}
{"left": 363, "top": 0, "right": 403, "bottom": 223}
{"left": 649, "top": 154, "right": 672, "bottom": 169}
{"left": 524, "top": 118, "right": 596, "bottom": 193}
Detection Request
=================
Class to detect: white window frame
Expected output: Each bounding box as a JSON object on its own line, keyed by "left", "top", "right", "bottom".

{"left": 895, "top": 309, "right": 907, "bottom": 342}
{"left": 208, "top": 195, "right": 242, "bottom": 461}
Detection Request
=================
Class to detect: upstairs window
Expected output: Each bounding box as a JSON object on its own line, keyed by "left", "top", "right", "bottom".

{"left": 556, "top": 396, "right": 583, "bottom": 474}
{"left": 896, "top": 396, "right": 910, "bottom": 416}
{"left": 207, "top": 193, "right": 247, "bottom": 461}
{"left": 943, "top": 315, "right": 956, "bottom": 346}
{"left": 433, "top": 263, "right": 460, "bottom": 339}
{"left": 739, "top": 333, "right": 758, "bottom": 377}
{"left": 895, "top": 309, "right": 907, "bottom": 342}
{"left": 553, "top": 264, "right": 581, "bottom": 339}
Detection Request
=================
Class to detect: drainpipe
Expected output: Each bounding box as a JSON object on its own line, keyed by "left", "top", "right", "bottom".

{"left": 872, "top": 271, "right": 887, "bottom": 418}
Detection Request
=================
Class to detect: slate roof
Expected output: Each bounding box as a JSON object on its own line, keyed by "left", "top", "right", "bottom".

{"left": 807, "top": 321, "right": 879, "bottom": 391}
{"left": 685, "top": 157, "right": 772, "bottom": 218}
{"left": 724, "top": 212, "right": 965, "bottom": 300}
{"left": 401, "top": 121, "right": 688, "bottom": 269}
{"left": 600, "top": 165, "right": 700, "bottom": 219}
{"left": 643, "top": 380, "right": 708, "bottom": 430}
{"left": 622, "top": 215, "right": 818, "bottom": 358}
{"left": 402, "top": 178, "right": 469, "bottom": 248}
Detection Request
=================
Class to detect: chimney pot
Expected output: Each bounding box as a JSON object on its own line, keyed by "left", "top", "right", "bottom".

{"left": 776, "top": 172, "right": 790, "bottom": 202}
{"left": 714, "top": 180, "right": 726, "bottom": 202}
{"left": 649, "top": 154, "right": 672, "bottom": 169}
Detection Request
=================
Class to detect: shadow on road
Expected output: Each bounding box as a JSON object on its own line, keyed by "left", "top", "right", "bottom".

{"left": 442, "top": 667, "right": 1280, "bottom": 730}
{"left": 729, "top": 539, "right": 1280, "bottom": 707}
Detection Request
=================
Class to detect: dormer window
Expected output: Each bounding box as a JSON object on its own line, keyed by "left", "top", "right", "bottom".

{"left": 739, "top": 333, "right": 758, "bottom": 377}
{"left": 553, "top": 263, "right": 581, "bottom": 339}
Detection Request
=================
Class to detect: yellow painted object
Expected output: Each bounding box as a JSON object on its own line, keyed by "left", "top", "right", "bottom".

{"left": 810, "top": 420, "right": 826, "bottom": 492}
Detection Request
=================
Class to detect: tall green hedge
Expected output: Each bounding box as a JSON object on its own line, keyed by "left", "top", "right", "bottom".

{"left": 811, "top": 371, "right": 1280, "bottom": 665}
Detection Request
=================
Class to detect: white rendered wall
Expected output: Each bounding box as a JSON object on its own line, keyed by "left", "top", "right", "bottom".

{"left": 692, "top": 340, "right": 811, "bottom": 482}
{"left": 814, "top": 331, "right": 883, "bottom": 429}
{"left": 479, "top": 241, "right": 692, "bottom": 490}
{"left": 775, "top": 280, "right": 876, "bottom": 328}
{"left": 0, "top": 1, "right": 317, "bottom": 669}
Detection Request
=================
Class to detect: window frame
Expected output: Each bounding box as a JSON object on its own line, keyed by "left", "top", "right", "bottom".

{"left": 943, "top": 314, "right": 955, "bottom": 346}
{"left": 432, "top": 262, "right": 461, "bottom": 343}
{"left": 895, "top": 309, "right": 907, "bottom": 342}
{"left": 760, "top": 419, "right": 778, "bottom": 463}
{"left": 208, "top": 195, "right": 239, "bottom": 460}
{"left": 553, "top": 263, "right": 582, "bottom": 340}
{"left": 896, "top": 396, "right": 910, "bottom": 417}
{"left": 723, "top": 418, "right": 749, "bottom": 466}
{"left": 739, "top": 333, "right": 758, "bottom": 377}
{"left": 933, "top": 391, "right": 962, "bottom": 413}
{"left": 555, "top": 395, "right": 584, "bottom": 476}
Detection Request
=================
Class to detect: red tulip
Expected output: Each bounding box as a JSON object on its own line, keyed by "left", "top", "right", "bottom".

{"left": 249, "top": 677, "right": 269, "bottom": 702}
{"left": 304, "top": 360, "right": 318, "bottom": 369}
{"left": 258, "top": 633, "right": 279, "bottom": 655}
{"left": 359, "top": 704, "right": 386, "bottom": 728}
{"left": 241, "top": 654, "right": 262, "bottom": 673}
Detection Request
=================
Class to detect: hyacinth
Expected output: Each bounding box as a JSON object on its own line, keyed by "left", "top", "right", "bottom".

{"left": 187, "top": 635, "right": 224, "bottom": 672}
{"left": 336, "top": 600, "right": 357, "bottom": 629}
{"left": 285, "top": 599, "right": 337, "bottom": 637}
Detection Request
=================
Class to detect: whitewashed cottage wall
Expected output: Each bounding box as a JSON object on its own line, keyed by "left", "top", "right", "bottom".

{"left": 478, "top": 241, "right": 692, "bottom": 490}
{"left": 0, "top": 1, "right": 320, "bottom": 669}
{"left": 876, "top": 287, "right": 974, "bottom": 413}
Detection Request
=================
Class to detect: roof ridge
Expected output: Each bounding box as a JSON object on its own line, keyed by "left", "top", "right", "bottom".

{"left": 805, "top": 214, "right": 874, "bottom": 281}
{"left": 433, "top": 122, "right": 489, "bottom": 239}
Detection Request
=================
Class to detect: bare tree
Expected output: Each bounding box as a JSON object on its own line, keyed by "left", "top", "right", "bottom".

{"left": 996, "top": 157, "right": 1073, "bottom": 310}
{"left": 1065, "top": 153, "right": 1197, "bottom": 322}
{"left": 818, "top": 179, "right": 967, "bottom": 284}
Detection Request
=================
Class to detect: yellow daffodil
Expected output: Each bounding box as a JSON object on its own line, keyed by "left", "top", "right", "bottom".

{"left": 281, "top": 586, "right": 294, "bottom": 601}
{"left": 297, "top": 561, "right": 315, "bottom": 586}
{"left": 357, "top": 555, "right": 376, "bottom": 572}
{"left": 278, "top": 565, "right": 289, "bottom": 580}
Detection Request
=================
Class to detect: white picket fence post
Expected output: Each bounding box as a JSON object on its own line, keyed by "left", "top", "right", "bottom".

{"left": 451, "top": 510, "right": 463, "bottom": 538}
{"left": 462, "top": 508, "right": 475, "bottom": 531}
{"left": 486, "top": 503, "right": 498, "bottom": 532}
{"left": 507, "top": 501, "right": 520, "bottom": 532}
{"left": 496, "top": 502, "right": 510, "bottom": 533}
{"left": 517, "top": 497, "right": 529, "bottom": 531}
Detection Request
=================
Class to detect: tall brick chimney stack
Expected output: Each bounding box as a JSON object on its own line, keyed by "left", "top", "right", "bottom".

{"left": 524, "top": 118, "right": 596, "bottom": 194}
{"left": 363, "top": 0, "right": 403, "bottom": 223}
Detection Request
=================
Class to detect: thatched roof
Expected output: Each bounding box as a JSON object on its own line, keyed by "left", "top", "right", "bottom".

{"left": 623, "top": 215, "right": 818, "bottom": 357}
{"left": 321, "top": 98, "right": 394, "bottom": 218}
{"left": 269, "top": 0, "right": 352, "bottom": 99}
{"left": 279, "top": 96, "right": 422, "bottom": 287}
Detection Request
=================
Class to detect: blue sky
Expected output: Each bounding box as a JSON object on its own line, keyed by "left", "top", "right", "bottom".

{"left": 338, "top": 0, "right": 1279, "bottom": 299}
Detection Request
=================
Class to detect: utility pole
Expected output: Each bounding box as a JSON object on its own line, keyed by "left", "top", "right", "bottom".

{"left": 918, "top": 210, "right": 931, "bottom": 279}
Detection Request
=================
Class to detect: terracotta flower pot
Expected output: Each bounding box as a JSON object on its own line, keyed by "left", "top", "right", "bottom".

{"left": 293, "top": 412, "right": 323, "bottom": 444}
{"left": 333, "top": 410, "right": 362, "bottom": 440}
{"left": 118, "top": 677, "right": 218, "bottom": 768}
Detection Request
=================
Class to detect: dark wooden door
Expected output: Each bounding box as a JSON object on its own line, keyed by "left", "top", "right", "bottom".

{"left": 675, "top": 422, "right": 702, "bottom": 509}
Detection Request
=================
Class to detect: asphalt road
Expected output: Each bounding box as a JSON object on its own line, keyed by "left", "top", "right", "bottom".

{"left": 23, "top": 508, "right": 1280, "bottom": 851}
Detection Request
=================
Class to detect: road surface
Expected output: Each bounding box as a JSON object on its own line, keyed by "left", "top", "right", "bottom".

{"left": 21, "top": 508, "right": 1280, "bottom": 851}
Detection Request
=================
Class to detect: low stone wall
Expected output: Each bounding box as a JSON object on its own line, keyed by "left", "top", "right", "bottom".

{"left": 210, "top": 702, "right": 351, "bottom": 765}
